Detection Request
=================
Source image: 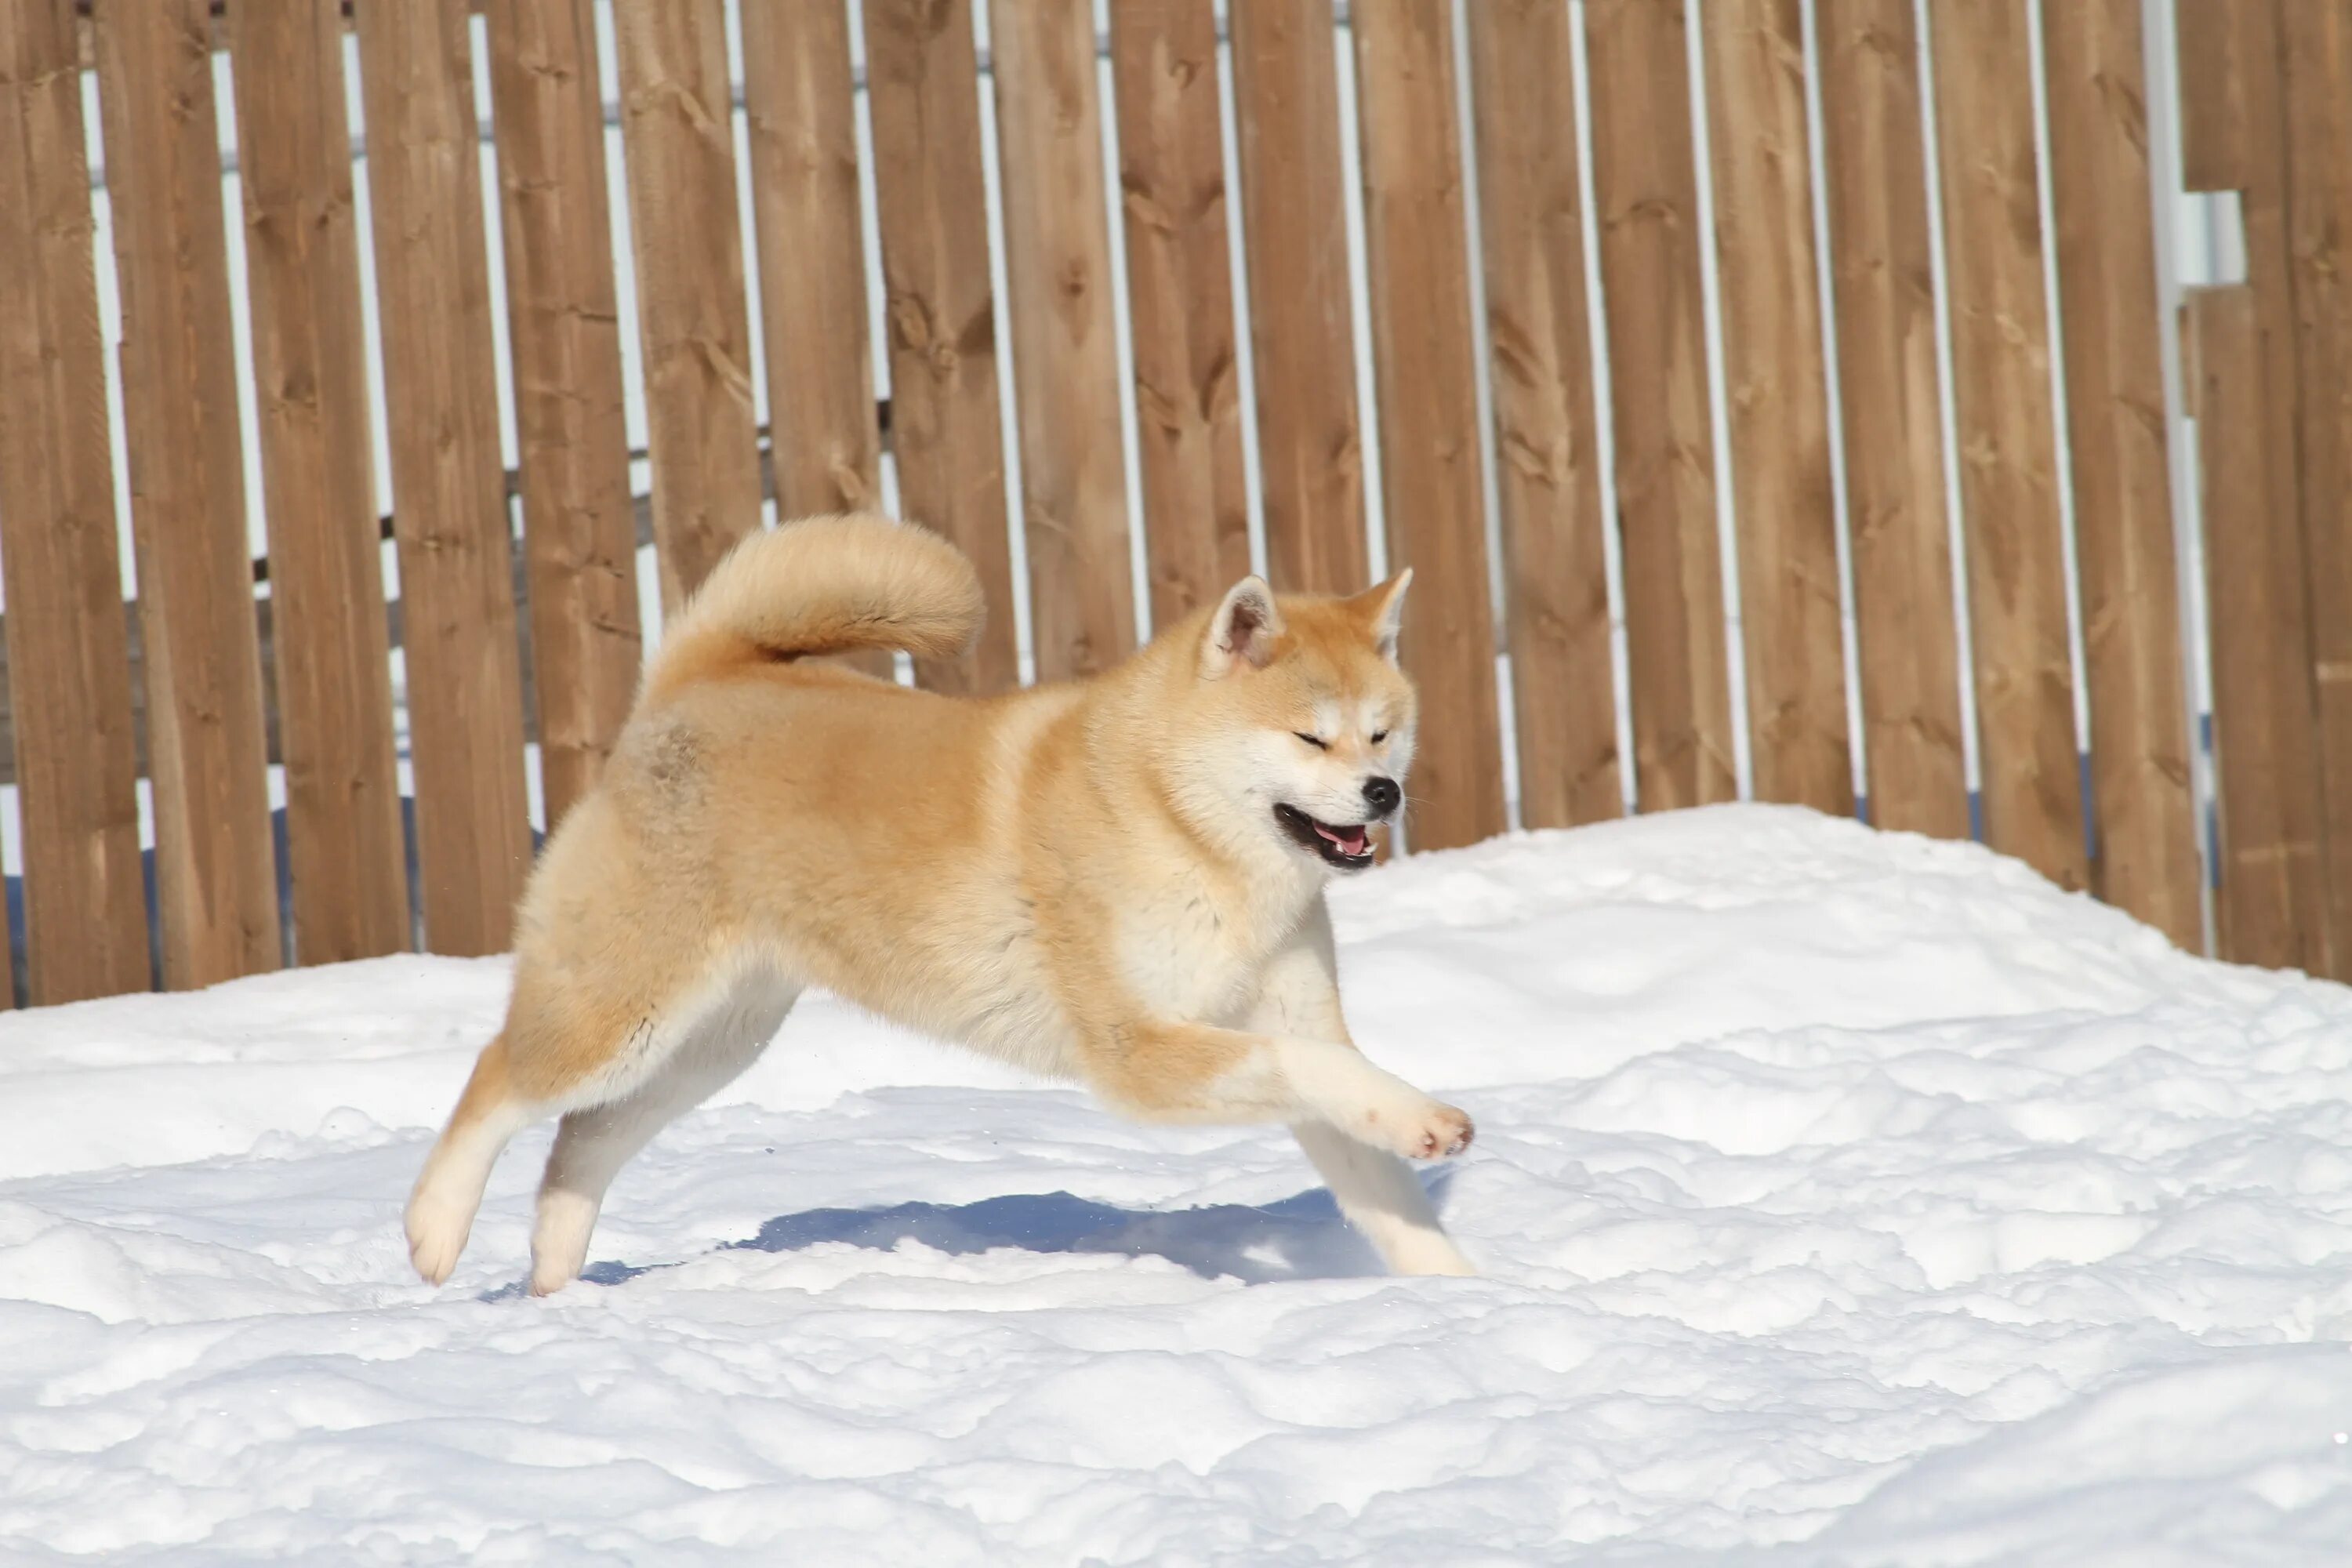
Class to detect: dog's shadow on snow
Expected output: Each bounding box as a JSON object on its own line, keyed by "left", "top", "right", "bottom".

{"left": 501, "top": 1171, "right": 1456, "bottom": 1298}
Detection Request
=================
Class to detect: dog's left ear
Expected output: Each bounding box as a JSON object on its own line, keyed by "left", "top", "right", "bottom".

{"left": 1348, "top": 568, "right": 1412, "bottom": 663}
{"left": 1200, "top": 575, "right": 1284, "bottom": 677}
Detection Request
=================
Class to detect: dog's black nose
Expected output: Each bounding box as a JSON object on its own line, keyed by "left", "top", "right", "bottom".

{"left": 1363, "top": 776, "right": 1401, "bottom": 816}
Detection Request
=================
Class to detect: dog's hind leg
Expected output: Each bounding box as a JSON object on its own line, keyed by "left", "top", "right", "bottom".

{"left": 405, "top": 1034, "right": 539, "bottom": 1286}
{"left": 528, "top": 970, "right": 801, "bottom": 1295}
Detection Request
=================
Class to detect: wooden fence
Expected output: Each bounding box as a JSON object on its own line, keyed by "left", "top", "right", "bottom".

{"left": 0, "top": 0, "right": 2343, "bottom": 1010}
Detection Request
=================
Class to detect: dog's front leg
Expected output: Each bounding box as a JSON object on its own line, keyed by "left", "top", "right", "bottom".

{"left": 1246, "top": 904, "right": 1476, "bottom": 1277}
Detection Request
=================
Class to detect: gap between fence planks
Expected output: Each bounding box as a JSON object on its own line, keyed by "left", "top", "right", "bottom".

{"left": 1229, "top": 0, "right": 1366, "bottom": 597}
{"left": 862, "top": 0, "right": 1019, "bottom": 694}
{"left": 2039, "top": 0, "right": 2200, "bottom": 950}
{"left": 1816, "top": 0, "right": 1968, "bottom": 840}
{"left": 2185, "top": 287, "right": 2333, "bottom": 975}
{"left": 1583, "top": 0, "right": 1735, "bottom": 815}
{"left": 1109, "top": 0, "right": 1254, "bottom": 630}
{"left": 355, "top": 0, "right": 533, "bottom": 957}
{"left": 0, "top": 0, "right": 149, "bottom": 1004}
{"left": 1925, "top": 0, "right": 2087, "bottom": 893}
{"left": 1700, "top": 0, "right": 1853, "bottom": 819}
{"left": 230, "top": 0, "right": 408, "bottom": 967}
{"left": 990, "top": 0, "right": 1137, "bottom": 681}
{"left": 1348, "top": 0, "right": 1502, "bottom": 851}
{"left": 92, "top": 0, "right": 281, "bottom": 988}
{"left": 487, "top": 0, "right": 644, "bottom": 833}
{"left": 1467, "top": 0, "right": 1621, "bottom": 829}
{"left": 614, "top": 0, "right": 761, "bottom": 613}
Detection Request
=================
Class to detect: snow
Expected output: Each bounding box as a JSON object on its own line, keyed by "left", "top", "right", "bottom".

{"left": 5, "top": 804, "right": 2351, "bottom": 1563}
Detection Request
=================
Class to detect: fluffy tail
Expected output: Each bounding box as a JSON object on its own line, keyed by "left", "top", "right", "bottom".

{"left": 644, "top": 514, "right": 983, "bottom": 699}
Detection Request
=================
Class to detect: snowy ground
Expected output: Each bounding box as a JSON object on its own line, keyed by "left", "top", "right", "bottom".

{"left": 4, "top": 805, "right": 2350, "bottom": 1563}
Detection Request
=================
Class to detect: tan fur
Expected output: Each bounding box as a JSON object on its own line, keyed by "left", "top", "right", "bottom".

{"left": 406, "top": 514, "right": 1475, "bottom": 1291}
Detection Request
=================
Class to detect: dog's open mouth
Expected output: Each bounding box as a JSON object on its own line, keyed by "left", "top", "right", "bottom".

{"left": 1274, "top": 803, "right": 1377, "bottom": 869}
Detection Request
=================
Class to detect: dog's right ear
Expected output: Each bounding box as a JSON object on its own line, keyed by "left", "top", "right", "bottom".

{"left": 1200, "top": 575, "right": 1283, "bottom": 678}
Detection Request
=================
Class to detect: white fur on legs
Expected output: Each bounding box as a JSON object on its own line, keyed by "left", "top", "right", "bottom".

{"left": 1293, "top": 1120, "right": 1475, "bottom": 1276}
{"left": 1273, "top": 1036, "right": 1475, "bottom": 1160}
{"left": 528, "top": 975, "right": 799, "bottom": 1295}
{"left": 406, "top": 1098, "right": 535, "bottom": 1286}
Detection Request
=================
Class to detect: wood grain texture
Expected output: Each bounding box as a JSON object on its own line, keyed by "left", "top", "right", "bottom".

{"left": 862, "top": 0, "right": 1019, "bottom": 693}
{"left": 1926, "top": 0, "right": 2086, "bottom": 891}
{"left": 2187, "top": 287, "right": 2332, "bottom": 973}
{"left": 614, "top": 0, "right": 761, "bottom": 610}
{"left": 1467, "top": 0, "right": 1620, "bottom": 829}
{"left": 990, "top": 0, "right": 1138, "bottom": 680}
{"left": 486, "top": 0, "right": 644, "bottom": 828}
{"left": 1816, "top": 0, "right": 1968, "bottom": 839}
{"left": 1349, "top": 0, "right": 1504, "bottom": 850}
{"left": 0, "top": 0, "right": 149, "bottom": 1003}
{"left": 1229, "top": 0, "right": 1366, "bottom": 594}
{"left": 1701, "top": 0, "right": 1852, "bottom": 816}
{"left": 1109, "top": 0, "right": 1253, "bottom": 628}
{"left": 356, "top": 0, "right": 534, "bottom": 956}
{"left": 1584, "top": 0, "right": 1735, "bottom": 813}
{"left": 2040, "top": 0, "right": 2201, "bottom": 949}
{"left": 92, "top": 0, "right": 281, "bottom": 987}
{"left": 230, "top": 0, "right": 408, "bottom": 965}
{"left": 2274, "top": 0, "right": 2352, "bottom": 978}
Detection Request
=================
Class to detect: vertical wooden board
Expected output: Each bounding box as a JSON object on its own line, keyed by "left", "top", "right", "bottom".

{"left": 1583, "top": 0, "right": 1736, "bottom": 814}
{"left": 356, "top": 0, "right": 534, "bottom": 956}
{"left": 1815, "top": 0, "right": 1969, "bottom": 839}
{"left": 2275, "top": 1, "right": 2352, "bottom": 978}
{"left": 1467, "top": 0, "right": 1621, "bottom": 828}
{"left": 1701, "top": 0, "right": 1853, "bottom": 817}
{"left": 230, "top": 0, "right": 408, "bottom": 967}
{"left": 613, "top": 0, "right": 761, "bottom": 611}
{"left": 2188, "top": 287, "right": 2333, "bottom": 973}
{"left": 1349, "top": 0, "right": 1504, "bottom": 850}
{"left": 486, "top": 0, "right": 644, "bottom": 828}
{"left": 2040, "top": 0, "right": 2201, "bottom": 949}
{"left": 1229, "top": 0, "right": 1366, "bottom": 595}
{"left": 0, "top": 0, "right": 149, "bottom": 1004}
{"left": 862, "top": 0, "right": 1019, "bottom": 694}
{"left": 1926, "top": 0, "right": 2086, "bottom": 891}
{"left": 1109, "top": 0, "right": 1254, "bottom": 628}
{"left": 989, "top": 0, "right": 1138, "bottom": 681}
{"left": 92, "top": 0, "right": 281, "bottom": 988}
{"left": 740, "top": 0, "right": 890, "bottom": 681}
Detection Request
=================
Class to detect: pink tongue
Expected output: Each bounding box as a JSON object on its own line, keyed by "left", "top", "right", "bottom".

{"left": 1316, "top": 822, "right": 1368, "bottom": 855}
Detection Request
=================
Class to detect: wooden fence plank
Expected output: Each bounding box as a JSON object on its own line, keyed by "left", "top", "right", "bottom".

{"left": 2274, "top": 1, "right": 2352, "bottom": 978}
{"left": 1816, "top": 0, "right": 1968, "bottom": 839}
{"left": 1701, "top": 0, "right": 1852, "bottom": 817}
{"left": 862, "top": 0, "right": 1019, "bottom": 693}
{"left": 990, "top": 0, "right": 1137, "bottom": 681}
{"left": 614, "top": 0, "right": 760, "bottom": 610}
{"left": 1229, "top": 0, "right": 1365, "bottom": 595}
{"left": 1584, "top": 0, "right": 1735, "bottom": 813}
{"left": 1466, "top": 0, "right": 1620, "bottom": 828}
{"left": 1347, "top": 0, "right": 1501, "bottom": 849}
{"left": 2187, "top": 287, "right": 2333, "bottom": 973}
{"left": 486, "top": 0, "right": 644, "bottom": 828}
{"left": 355, "top": 0, "right": 533, "bottom": 956}
{"left": 2040, "top": 0, "right": 2201, "bottom": 948}
{"left": 1926, "top": 0, "right": 2086, "bottom": 891}
{"left": 92, "top": 0, "right": 281, "bottom": 988}
{"left": 230, "top": 0, "right": 407, "bottom": 965}
{"left": 1109, "top": 0, "right": 1253, "bottom": 628}
{"left": 0, "top": 0, "right": 148, "bottom": 1003}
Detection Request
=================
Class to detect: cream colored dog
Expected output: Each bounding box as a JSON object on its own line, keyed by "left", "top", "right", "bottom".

{"left": 406, "top": 514, "right": 1475, "bottom": 1294}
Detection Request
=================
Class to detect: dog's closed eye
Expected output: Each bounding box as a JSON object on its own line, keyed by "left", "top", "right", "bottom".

{"left": 1294, "top": 732, "right": 1328, "bottom": 750}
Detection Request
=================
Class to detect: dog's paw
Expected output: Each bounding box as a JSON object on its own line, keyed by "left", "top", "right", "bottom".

{"left": 405, "top": 1197, "right": 469, "bottom": 1287}
{"left": 1361, "top": 1098, "right": 1475, "bottom": 1160}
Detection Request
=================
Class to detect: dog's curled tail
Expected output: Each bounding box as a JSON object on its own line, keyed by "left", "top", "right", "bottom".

{"left": 645, "top": 514, "right": 982, "bottom": 699}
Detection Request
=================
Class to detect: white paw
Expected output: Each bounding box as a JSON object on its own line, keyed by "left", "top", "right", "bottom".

{"left": 405, "top": 1192, "right": 471, "bottom": 1287}
{"left": 1360, "top": 1098, "right": 1475, "bottom": 1161}
{"left": 528, "top": 1189, "right": 597, "bottom": 1297}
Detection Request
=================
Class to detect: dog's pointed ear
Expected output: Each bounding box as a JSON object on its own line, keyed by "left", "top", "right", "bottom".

{"left": 1348, "top": 567, "right": 1412, "bottom": 663}
{"left": 1200, "top": 575, "right": 1283, "bottom": 677}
